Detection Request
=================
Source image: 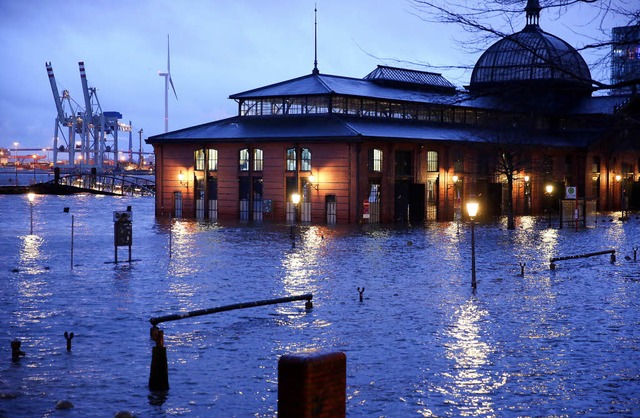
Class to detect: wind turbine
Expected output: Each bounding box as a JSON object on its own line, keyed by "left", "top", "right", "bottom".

{"left": 159, "top": 34, "right": 178, "bottom": 133}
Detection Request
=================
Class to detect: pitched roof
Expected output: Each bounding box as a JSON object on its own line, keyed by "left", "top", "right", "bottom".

{"left": 147, "top": 114, "right": 598, "bottom": 148}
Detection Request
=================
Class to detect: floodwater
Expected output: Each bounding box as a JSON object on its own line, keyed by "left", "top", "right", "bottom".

{"left": 1, "top": 193, "right": 639, "bottom": 417}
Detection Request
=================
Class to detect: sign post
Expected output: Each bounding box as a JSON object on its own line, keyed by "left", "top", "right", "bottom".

{"left": 113, "top": 210, "right": 133, "bottom": 263}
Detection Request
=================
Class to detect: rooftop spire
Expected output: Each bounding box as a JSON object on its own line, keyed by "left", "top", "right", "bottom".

{"left": 312, "top": 4, "right": 319, "bottom": 75}
{"left": 525, "top": 0, "right": 541, "bottom": 28}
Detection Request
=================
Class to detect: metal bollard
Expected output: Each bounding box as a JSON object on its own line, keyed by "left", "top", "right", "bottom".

{"left": 634, "top": 247, "right": 638, "bottom": 261}
{"left": 357, "top": 287, "right": 365, "bottom": 302}
{"left": 11, "top": 339, "right": 25, "bottom": 362}
{"left": 148, "top": 329, "right": 169, "bottom": 392}
{"left": 519, "top": 262, "right": 526, "bottom": 276}
{"left": 64, "top": 332, "right": 74, "bottom": 352}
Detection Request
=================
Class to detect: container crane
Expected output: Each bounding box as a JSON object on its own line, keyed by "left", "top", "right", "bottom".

{"left": 45, "top": 61, "right": 134, "bottom": 169}
{"left": 46, "top": 62, "right": 83, "bottom": 166}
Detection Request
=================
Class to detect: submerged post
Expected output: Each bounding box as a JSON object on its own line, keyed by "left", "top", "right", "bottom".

{"left": 278, "top": 350, "right": 346, "bottom": 418}
{"left": 149, "top": 329, "right": 169, "bottom": 391}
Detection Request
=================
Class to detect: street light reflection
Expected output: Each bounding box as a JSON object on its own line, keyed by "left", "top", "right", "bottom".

{"left": 442, "top": 299, "right": 506, "bottom": 416}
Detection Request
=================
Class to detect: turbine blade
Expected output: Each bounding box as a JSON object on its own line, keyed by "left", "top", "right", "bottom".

{"left": 169, "top": 76, "right": 178, "bottom": 100}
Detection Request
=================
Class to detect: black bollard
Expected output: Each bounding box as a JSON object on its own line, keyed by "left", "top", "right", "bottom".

{"left": 64, "top": 332, "right": 74, "bottom": 352}
{"left": 519, "top": 262, "right": 526, "bottom": 276}
{"left": 11, "top": 339, "right": 25, "bottom": 362}
{"left": 357, "top": 287, "right": 365, "bottom": 302}
{"left": 611, "top": 252, "right": 616, "bottom": 263}
{"left": 149, "top": 329, "right": 169, "bottom": 392}
{"left": 634, "top": 247, "right": 638, "bottom": 261}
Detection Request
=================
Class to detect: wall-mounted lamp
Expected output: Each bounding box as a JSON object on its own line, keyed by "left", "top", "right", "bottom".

{"left": 524, "top": 175, "right": 530, "bottom": 183}
{"left": 452, "top": 175, "right": 459, "bottom": 184}
{"left": 615, "top": 174, "right": 622, "bottom": 182}
{"left": 178, "top": 171, "right": 188, "bottom": 189}
{"left": 307, "top": 174, "right": 319, "bottom": 191}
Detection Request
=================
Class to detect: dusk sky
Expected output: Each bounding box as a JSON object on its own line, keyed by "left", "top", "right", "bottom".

{"left": 0, "top": 0, "right": 629, "bottom": 153}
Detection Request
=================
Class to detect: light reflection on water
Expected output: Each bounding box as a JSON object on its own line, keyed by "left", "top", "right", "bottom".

{"left": 0, "top": 195, "right": 639, "bottom": 417}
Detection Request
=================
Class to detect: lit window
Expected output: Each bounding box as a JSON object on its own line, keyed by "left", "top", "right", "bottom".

{"left": 239, "top": 148, "right": 249, "bottom": 171}
{"left": 368, "top": 148, "right": 383, "bottom": 172}
{"left": 427, "top": 151, "right": 438, "bottom": 172}
{"left": 194, "top": 149, "right": 205, "bottom": 171}
{"left": 253, "top": 149, "right": 263, "bottom": 171}
{"left": 286, "top": 148, "right": 296, "bottom": 171}
{"left": 301, "top": 148, "right": 311, "bottom": 171}
{"left": 208, "top": 149, "right": 218, "bottom": 171}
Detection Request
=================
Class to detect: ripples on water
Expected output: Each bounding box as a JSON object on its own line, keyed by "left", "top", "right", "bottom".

{"left": 0, "top": 194, "right": 639, "bottom": 417}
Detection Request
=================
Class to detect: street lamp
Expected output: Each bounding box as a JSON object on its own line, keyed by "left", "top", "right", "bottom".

{"left": 13, "top": 141, "right": 19, "bottom": 186}
{"left": 466, "top": 200, "right": 479, "bottom": 290}
{"left": 27, "top": 193, "right": 35, "bottom": 234}
{"left": 291, "top": 193, "right": 301, "bottom": 248}
{"left": 545, "top": 184, "right": 554, "bottom": 227}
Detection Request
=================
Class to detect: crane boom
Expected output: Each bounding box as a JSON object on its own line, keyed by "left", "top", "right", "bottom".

{"left": 78, "top": 61, "right": 93, "bottom": 120}
{"left": 45, "top": 62, "right": 66, "bottom": 123}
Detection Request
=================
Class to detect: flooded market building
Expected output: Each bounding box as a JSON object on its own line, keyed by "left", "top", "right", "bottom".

{"left": 147, "top": 1, "right": 640, "bottom": 224}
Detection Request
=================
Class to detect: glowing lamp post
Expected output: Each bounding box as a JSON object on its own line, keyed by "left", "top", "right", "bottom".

{"left": 27, "top": 193, "right": 35, "bottom": 235}
{"left": 545, "top": 184, "right": 554, "bottom": 227}
{"left": 466, "top": 200, "right": 479, "bottom": 290}
{"left": 291, "top": 193, "right": 301, "bottom": 248}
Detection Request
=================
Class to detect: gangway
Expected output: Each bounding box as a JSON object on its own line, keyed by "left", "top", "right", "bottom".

{"left": 42, "top": 173, "right": 155, "bottom": 197}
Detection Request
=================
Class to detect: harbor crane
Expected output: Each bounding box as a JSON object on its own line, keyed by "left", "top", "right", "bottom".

{"left": 46, "top": 61, "right": 134, "bottom": 169}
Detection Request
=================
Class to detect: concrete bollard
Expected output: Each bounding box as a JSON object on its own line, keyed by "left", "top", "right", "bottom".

{"left": 148, "top": 329, "right": 169, "bottom": 392}
{"left": 11, "top": 339, "right": 25, "bottom": 362}
{"left": 278, "top": 350, "right": 346, "bottom": 418}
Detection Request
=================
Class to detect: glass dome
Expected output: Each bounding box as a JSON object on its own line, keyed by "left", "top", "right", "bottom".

{"left": 469, "top": 1, "right": 592, "bottom": 95}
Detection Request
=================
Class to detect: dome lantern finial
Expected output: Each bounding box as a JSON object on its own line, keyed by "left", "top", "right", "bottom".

{"left": 525, "top": 0, "right": 541, "bottom": 28}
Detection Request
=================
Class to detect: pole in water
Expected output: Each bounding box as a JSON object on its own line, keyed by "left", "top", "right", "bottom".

{"left": 519, "top": 262, "right": 526, "bottom": 276}
{"left": 357, "top": 287, "right": 365, "bottom": 302}
{"left": 64, "top": 332, "right": 74, "bottom": 352}
{"left": 149, "top": 329, "right": 169, "bottom": 392}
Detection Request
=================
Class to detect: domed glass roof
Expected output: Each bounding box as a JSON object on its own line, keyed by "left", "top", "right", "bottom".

{"left": 469, "top": 1, "right": 592, "bottom": 94}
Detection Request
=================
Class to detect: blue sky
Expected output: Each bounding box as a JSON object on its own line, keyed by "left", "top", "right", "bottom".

{"left": 0, "top": 0, "right": 628, "bottom": 153}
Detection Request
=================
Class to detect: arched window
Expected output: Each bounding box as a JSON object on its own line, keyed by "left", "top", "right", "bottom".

{"left": 239, "top": 148, "right": 250, "bottom": 171}
{"left": 253, "top": 149, "right": 264, "bottom": 171}
{"left": 208, "top": 149, "right": 218, "bottom": 171}
{"left": 194, "top": 149, "right": 205, "bottom": 171}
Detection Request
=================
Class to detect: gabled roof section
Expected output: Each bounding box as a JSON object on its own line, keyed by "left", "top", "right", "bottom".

{"left": 364, "top": 65, "right": 457, "bottom": 93}
{"left": 230, "top": 73, "right": 333, "bottom": 99}
{"left": 229, "top": 70, "right": 459, "bottom": 105}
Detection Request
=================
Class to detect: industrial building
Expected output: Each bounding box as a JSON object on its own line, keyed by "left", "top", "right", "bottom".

{"left": 147, "top": 1, "right": 640, "bottom": 224}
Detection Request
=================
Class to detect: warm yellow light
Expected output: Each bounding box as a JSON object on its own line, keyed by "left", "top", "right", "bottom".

{"left": 466, "top": 201, "right": 479, "bottom": 218}
{"left": 452, "top": 175, "right": 458, "bottom": 183}
{"left": 291, "top": 193, "right": 301, "bottom": 205}
{"left": 615, "top": 174, "right": 622, "bottom": 182}
{"left": 178, "top": 171, "right": 185, "bottom": 182}
{"left": 27, "top": 193, "right": 35, "bottom": 203}
{"left": 545, "top": 184, "right": 553, "bottom": 194}
{"left": 524, "top": 175, "right": 530, "bottom": 182}
{"left": 308, "top": 174, "right": 316, "bottom": 183}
